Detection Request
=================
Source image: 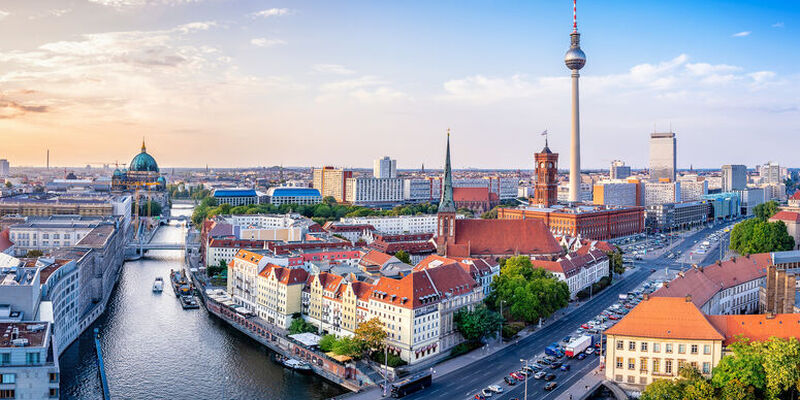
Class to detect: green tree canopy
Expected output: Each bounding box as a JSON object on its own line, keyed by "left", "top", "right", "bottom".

{"left": 454, "top": 305, "right": 504, "bottom": 342}
{"left": 729, "top": 219, "right": 795, "bottom": 255}
{"left": 488, "top": 256, "right": 570, "bottom": 324}
{"left": 754, "top": 201, "right": 779, "bottom": 221}
{"left": 393, "top": 250, "right": 411, "bottom": 264}
{"left": 288, "top": 317, "right": 317, "bottom": 335}
{"left": 318, "top": 334, "right": 337, "bottom": 353}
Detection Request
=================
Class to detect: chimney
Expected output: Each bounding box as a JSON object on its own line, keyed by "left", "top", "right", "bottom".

{"left": 685, "top": 294, "right": 692, "bottom": 303}
{"left": 664, "top": 282, "right": 669, "bottom": 288}
{"left": 643, "top": 293, "right": 649, "bottom": 301}
{"left": 10, "top": 327, "right": 18, "bottom": 340}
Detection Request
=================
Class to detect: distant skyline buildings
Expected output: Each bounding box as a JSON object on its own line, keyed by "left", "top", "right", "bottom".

{"left": 722, "top": 164, "right": 747, "bottom": 192}
{"left": 649, "top": 132, "right": 677, "bottom": 182}
{"left": 610, "top": 160, "right": 631, "bottom": 180}
{"left": 373, "top": 156, "right": 397, "bottom": 179}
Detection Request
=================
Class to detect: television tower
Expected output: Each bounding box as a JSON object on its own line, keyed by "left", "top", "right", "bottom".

{"left": 565, "top": 0, "right": 586, "bottom": 203}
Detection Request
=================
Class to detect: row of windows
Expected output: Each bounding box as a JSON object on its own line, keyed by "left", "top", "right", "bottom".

{"left": 615, "top": 357, "right": 711, "bottom": 375}
{"left": 617, "top": 340, "right": 711, "bottom": 355}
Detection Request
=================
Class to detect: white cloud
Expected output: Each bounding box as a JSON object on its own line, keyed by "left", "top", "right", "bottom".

{"left": 174, "top": 21, "right": 217, "bottom": 34}
{"left": 316, "top": 76, "right": 408, "bottom": 103}
{"left": 249, "top": 8, "right": 292, "bottom": 18}
{"left": 87, "top": 0, "right": 202, "bottom": 9}
{"left": 732, "top": 31, "right": 751, "bottom": 37}
{"left": 250, "top": 38, "right": 287, "bottom": 47}
{"left": 0, "top": 10, "right": 10, "bottom": 20}
{"left": 28, "top": 9, "right": 72, "bottom": 20}
{"left": 313, "top": 64, "right": 355, "bottom": 75}
{"left": 772, "top": 22, "right": 784, "bottom": 28}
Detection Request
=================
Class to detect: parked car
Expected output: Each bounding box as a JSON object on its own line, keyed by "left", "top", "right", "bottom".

{"left": 560, "top": 364, "right": 571, "bottom": 371}
{"left": 550, "top": 361, "right": 562, "bottom": 369}
{"left": 544, "top": 382, "right": 558, "bottom": 391}
{"left": 474, "top": 394, "right": 486, "bottom": 400}
{"left": 576, "top": 353, "right": 586, "bottom": 360}
{"left": 534, "top": 371, "right": 546, "bottom": 380}
{"left": 488, "top": 385, "right": 503, "bottom": 393}
{"left": 585, "top": 347, "right": 595, "bottom": 355}
{"left": 562, "top": 336, "right": 571, "bottom": 343}
{"left": 544, "top": 373, "right": 556, "bottom": 381}
{"left": 481, "top": 388, "right": 493, "bottom": 397}
{"left": 504, "top": 376, "right": 515, "bottom": 385}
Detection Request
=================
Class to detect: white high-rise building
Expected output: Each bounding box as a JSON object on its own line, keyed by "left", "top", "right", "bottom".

{"left": 373, "top": 156, "right": 397, "bottom": 179}
{"left": 678, "top": 175, "right": 708, "bottom": 202}
{"left": 0, "top": 159, "right": 8, "bottom": 177}
{"left": 721, "top": 165, "right": 747, "bottom": 192}
{"left": 644, "top": 181, "right": 681, "bottom": 206}
{"left": 610, "top": 160, "right": 631, "bottom": 180}
{"left": 593, "top": 180, "right": 638, "bottom": 207}
{"left": 649, "top": 132, "right": 676, "bottom": 182}
{"left": 345, "top": 177, "right": 404, "bottom": 205}
{"left": 759, "top": 162, "right": 782, "bottom": 184}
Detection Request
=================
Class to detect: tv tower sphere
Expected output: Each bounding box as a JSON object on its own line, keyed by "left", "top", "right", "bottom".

{"left": 564, "top": 37, "right": 586, "bottom": 71}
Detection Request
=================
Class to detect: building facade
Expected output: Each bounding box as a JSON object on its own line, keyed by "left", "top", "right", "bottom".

{"left": 644, "top": 181, "right": 681, "bottom": 206}
{"left": 266, "top": 187, "right": 322, "bottom": 205}
{"left": 533, "top": 143, "right": 559, "bottom": 207}
{"left": 212, "top": 189, "right": 262, "bottom": 206}
{"left": 649, "top": 132, "right": 677, "bottom": 182}
{"left": 498, "top": 205, "right": 645, "bottom": 240}
{"left": 344, "top": 177, "right": 404, "bottom": 206}
{"left": 593, "top": 181, "right": 638, "bottom": 207}
{"left": 610, "top": 160, "right": 631, "bottom": 180}
{"left": 645, "top": 201, "right": 710, "bottom": 231}
{"left": 721, "top": 165, "right": 747, "bottom": 192}
{"left": 373, "top": 157, "right": 397, "bottom": 179}
{"left": 312, "top": 167, "right": 353, "bottom": 203}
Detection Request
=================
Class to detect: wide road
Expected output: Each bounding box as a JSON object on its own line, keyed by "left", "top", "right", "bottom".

{"left": 405, "top": 222, "right": 733, "bottom": 400}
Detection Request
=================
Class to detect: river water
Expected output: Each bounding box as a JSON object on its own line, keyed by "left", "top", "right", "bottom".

{"left": 59, "top": 205, "right": 346, "bottom": 400}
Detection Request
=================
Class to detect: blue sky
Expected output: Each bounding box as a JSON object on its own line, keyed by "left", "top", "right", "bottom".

{"left": 0, "top": 0, "right": 797, "bottom": 170}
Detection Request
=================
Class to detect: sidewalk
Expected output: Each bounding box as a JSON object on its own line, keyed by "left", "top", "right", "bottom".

{"left": 335, "top": 268, "right": 641, "bottom": 400}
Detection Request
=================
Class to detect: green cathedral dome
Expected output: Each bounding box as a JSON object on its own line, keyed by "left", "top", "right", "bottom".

{"left": 129, "top": 140, "right": 159, "bottom": 172}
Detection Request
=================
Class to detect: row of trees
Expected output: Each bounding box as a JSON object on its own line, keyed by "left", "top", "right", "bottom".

{"left": 730, "top": 201, "right": 795, "bottom": 255}
{"left": 191, "top": 196, "right": 438, "bottom": 226}
{"left": 641, "top": 337, "right": 800, "bottom": 400}
{"left": 166, "top": 183, "right": 211, "bottom": 200}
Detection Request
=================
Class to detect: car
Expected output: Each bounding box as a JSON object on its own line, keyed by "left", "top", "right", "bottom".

{"left": 608, "top": 314, "right": 620, "bottom": 320}
{"left": 560, "top": 364, "right": 571, "bottom": 371}
{"left": 544, "top": 373, "right": 556, "bottom": 381}
{"left": 474, "top": 395, "right": 486, "bottom": 400}
{"left": 512, "top": 372, "right": 524, "bottom": 381}
{"left": 562, "top": 336, "right": 571, "bottom": 343}
{"left": 544, "top": 382, "right": 558, "bottom": 391}
{"left": 576, "top": 353, "right": 586, "bottom": 360}
{"left": 522, "top": 366, "right": 534, "bottom": 373}
{"left": 581, "top": 323, "right": 590, "bottom": 329}
{"left": 534, "top": 371, "right": 546, "bottom": 379}
{"left": 481, "top": 388, "right": 493, "bottom": 397}
{"left": 585, "top": 347, "right": 595, "bottom": 355}
{"left": 488, "top": 385, "right": 503, "bottom": 393}
{"left": 504, "top": 376, "right": 515, "bottom": 385}
{"left": 531, "top": 364, "right": 543, "bottom": 372}
{"left": 550, "top": 361, "right": 562, "bottom": 369}
{"left": 519, "top": 369, "right": 530, "bottom": 376}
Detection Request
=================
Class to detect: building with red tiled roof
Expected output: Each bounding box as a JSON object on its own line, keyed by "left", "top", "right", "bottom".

{"left": 651, "top": 253, "right": 772, "bottom": 315}
{"left": 605, "top": 295, "right": 800, "bottom": 390}
{"left": 531, "top": 249, "right": 609, "bottom": 298}
{"left": 255, "top": 264, "right": 309, "bottom": 329}
{"left": 769, "top": 211, "right": 800, "bottom": 250}
{"left": 452, "top": 187, "right": 498, "bottom": 214}
{"left": 414, "top": 254, "right": 498, "bottom": 295}
{"left": 604, "top": 296, "right": 725, "bottom": 390}
{"left": 789, "top": 191, "right": 800, "bottom": 207}
{"left": 227, "top": 249, "right": 270, "bottom": 310}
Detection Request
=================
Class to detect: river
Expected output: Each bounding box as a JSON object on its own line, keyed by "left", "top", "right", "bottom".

{"left": 59, "top": 205, "right": 347, "bottom": 400}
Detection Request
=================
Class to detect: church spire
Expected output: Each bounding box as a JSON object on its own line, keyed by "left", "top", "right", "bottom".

{"left": 439, "top": 129, "right": 456, "bottom": 213}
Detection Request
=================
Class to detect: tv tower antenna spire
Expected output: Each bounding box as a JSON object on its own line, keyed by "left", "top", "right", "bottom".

{"left": 573, "top": 0, "right": 578, "bottom": 32}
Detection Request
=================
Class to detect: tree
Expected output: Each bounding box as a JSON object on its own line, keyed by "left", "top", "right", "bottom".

{"left": 288, "top": 317, "right": 317, "bottom": 335}
{"left": 394, "top": 250, "right": 411, "bottom": 264}
{"left": 721, "top": 379, "right": 756, "bottom": 400}
{"left": 712, "top": 338, "right": 767, "bottom": 393}
{"left": 489, "top": 256, "right": 570, "bottom": 324}
{"left": 754, "top": 201, "right": 779, "bottom": 221}
{"left": 207, "top": 260, "right": 226, "bottom": 277}
{"left": 608, "top": 247, "right": 625, "bottom": 277}
{"left": 354, "top": 318, "right": 387, "bottom": 355}
{"left": 683, "top": 378, "right": 715, "bottom": 400}
{"left": 26, "top": 250, "right": 43, "bottom": 258}
{"left": 762, "top": 337, "right": 800, "bottom": 399}
{"left": 318, "top": 334, "right": 337, "bottom": 353}
{"left": 481, "top": 206, "right": 501, "bottom": 219}
{"left": 640, "top": 378, "right": 684, "bottom": 400}
{"left": 729, "top": 219, "right": 795, "bottom": 255}
{"left": 454, "top": 305, "right": 503, "bottom": 342}
{"left": 332, "top": 336, "right": 362, "bottom": 358}
{"left": 3, "top": 182, "right": 10, "bottom": 188}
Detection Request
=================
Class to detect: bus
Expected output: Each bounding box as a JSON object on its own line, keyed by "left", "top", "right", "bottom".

{"left": 390, "top": 372, "right": 432, "bottom": 398}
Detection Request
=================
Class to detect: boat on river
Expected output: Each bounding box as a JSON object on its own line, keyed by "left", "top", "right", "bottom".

{"left": 152, "top": 277, "right": 164, "bottom": 293}
{"left": 275, "top": 354, "right": 312, "bottom": 373}
{"left": 170, "top": 269, "right": 199, "bottom": 309}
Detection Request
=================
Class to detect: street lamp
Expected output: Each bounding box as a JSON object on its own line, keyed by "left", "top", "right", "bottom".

{"left": 520, "top": 359, "right": 528, "bottom": 400}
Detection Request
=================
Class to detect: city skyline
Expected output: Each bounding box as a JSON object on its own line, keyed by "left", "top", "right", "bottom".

{"left": 0, "top": 0, "right": 798, "bottom": 169}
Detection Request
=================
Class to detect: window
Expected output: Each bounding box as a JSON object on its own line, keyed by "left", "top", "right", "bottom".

{"left": 665, "top": 359, "right": 673, "bottom": 374}
{"left": 0, "top": 374, "right": 13, "bottom": 384}
{"left": 627, "top": 375, "right": 635, "bottom": 383}
{"left": 0, "top": 353, "right": 8, "bottom": 365}
{"left": 0, "top": 390, "right": 14, "bottom": 399}
{"left": 26, "top": 352, "right": 40, "bottom": 364}
{"left": 665, "top": 343, "right": 673, "bottom": 353}
{"left": 690, "top": 344, "right": 698, "bottom": 355}
{"left": 640, "top": 357, "right": 648, "bottom": 373}
{"left": 640, "top": 377, "right": 648, "bottom": 385}
{"left": 629, "top": 341, "right": 636, "bottom": 351}
{"left": 628, "top": 358, "right": 635, "bottom": 370}
{"left": 702, "top": 362, "right": 711, "bottom": 374}
{"left": 653, "top": 358, "right": 660, "bottom": 374}
{"left": 49, "top": 388, "right": 59, "bottom": 398}
{"left": 653, "top": 343, "right": 660, "bottom": 353}
{"left": 641, "top": 342, "right": 648, "bottom": 352}
{"left": 691, "top": 361, "right": 698, "bottom": 370}
{"left": 678, "top": 344, "right": 686, "bottom": 354}
{"left": 703, "top": 344, "right": 711, "bottom": 355}
{"left": 616, "top": 340, "right": 624, "bottom": 350}
{"left": 616, "top": 357, "right": 623, "bottom": 368}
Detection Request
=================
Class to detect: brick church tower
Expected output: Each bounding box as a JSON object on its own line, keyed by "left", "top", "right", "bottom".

{"left": 436, "top": 131, "right": 457, "bottom": 255}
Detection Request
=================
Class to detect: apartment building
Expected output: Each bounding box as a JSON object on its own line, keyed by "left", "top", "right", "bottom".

{"left": 344, "top": 177, "right": 404, "bottom": 206}
{"left": 8, "top": 216, "right": 110, "bottom": 256}
{"left": 644, "top": 181, "right": 681, "bottom": 206}
{"left": 228, "top": 250, "right": 269, "bottom": 311}
{"left": 312, "top": 167, "right": 353, "bottom": 202}
{"left": 338, "top": 214, "right": 440, "bottom": 235}
{"left": 255, "top": 264, "right": 308, "bottom": 329}
{"left": 532, "top": 249, "right": 609, "bottom": 299}
{"left": 0, "top": 322, "right": 60, "bottom": 399}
